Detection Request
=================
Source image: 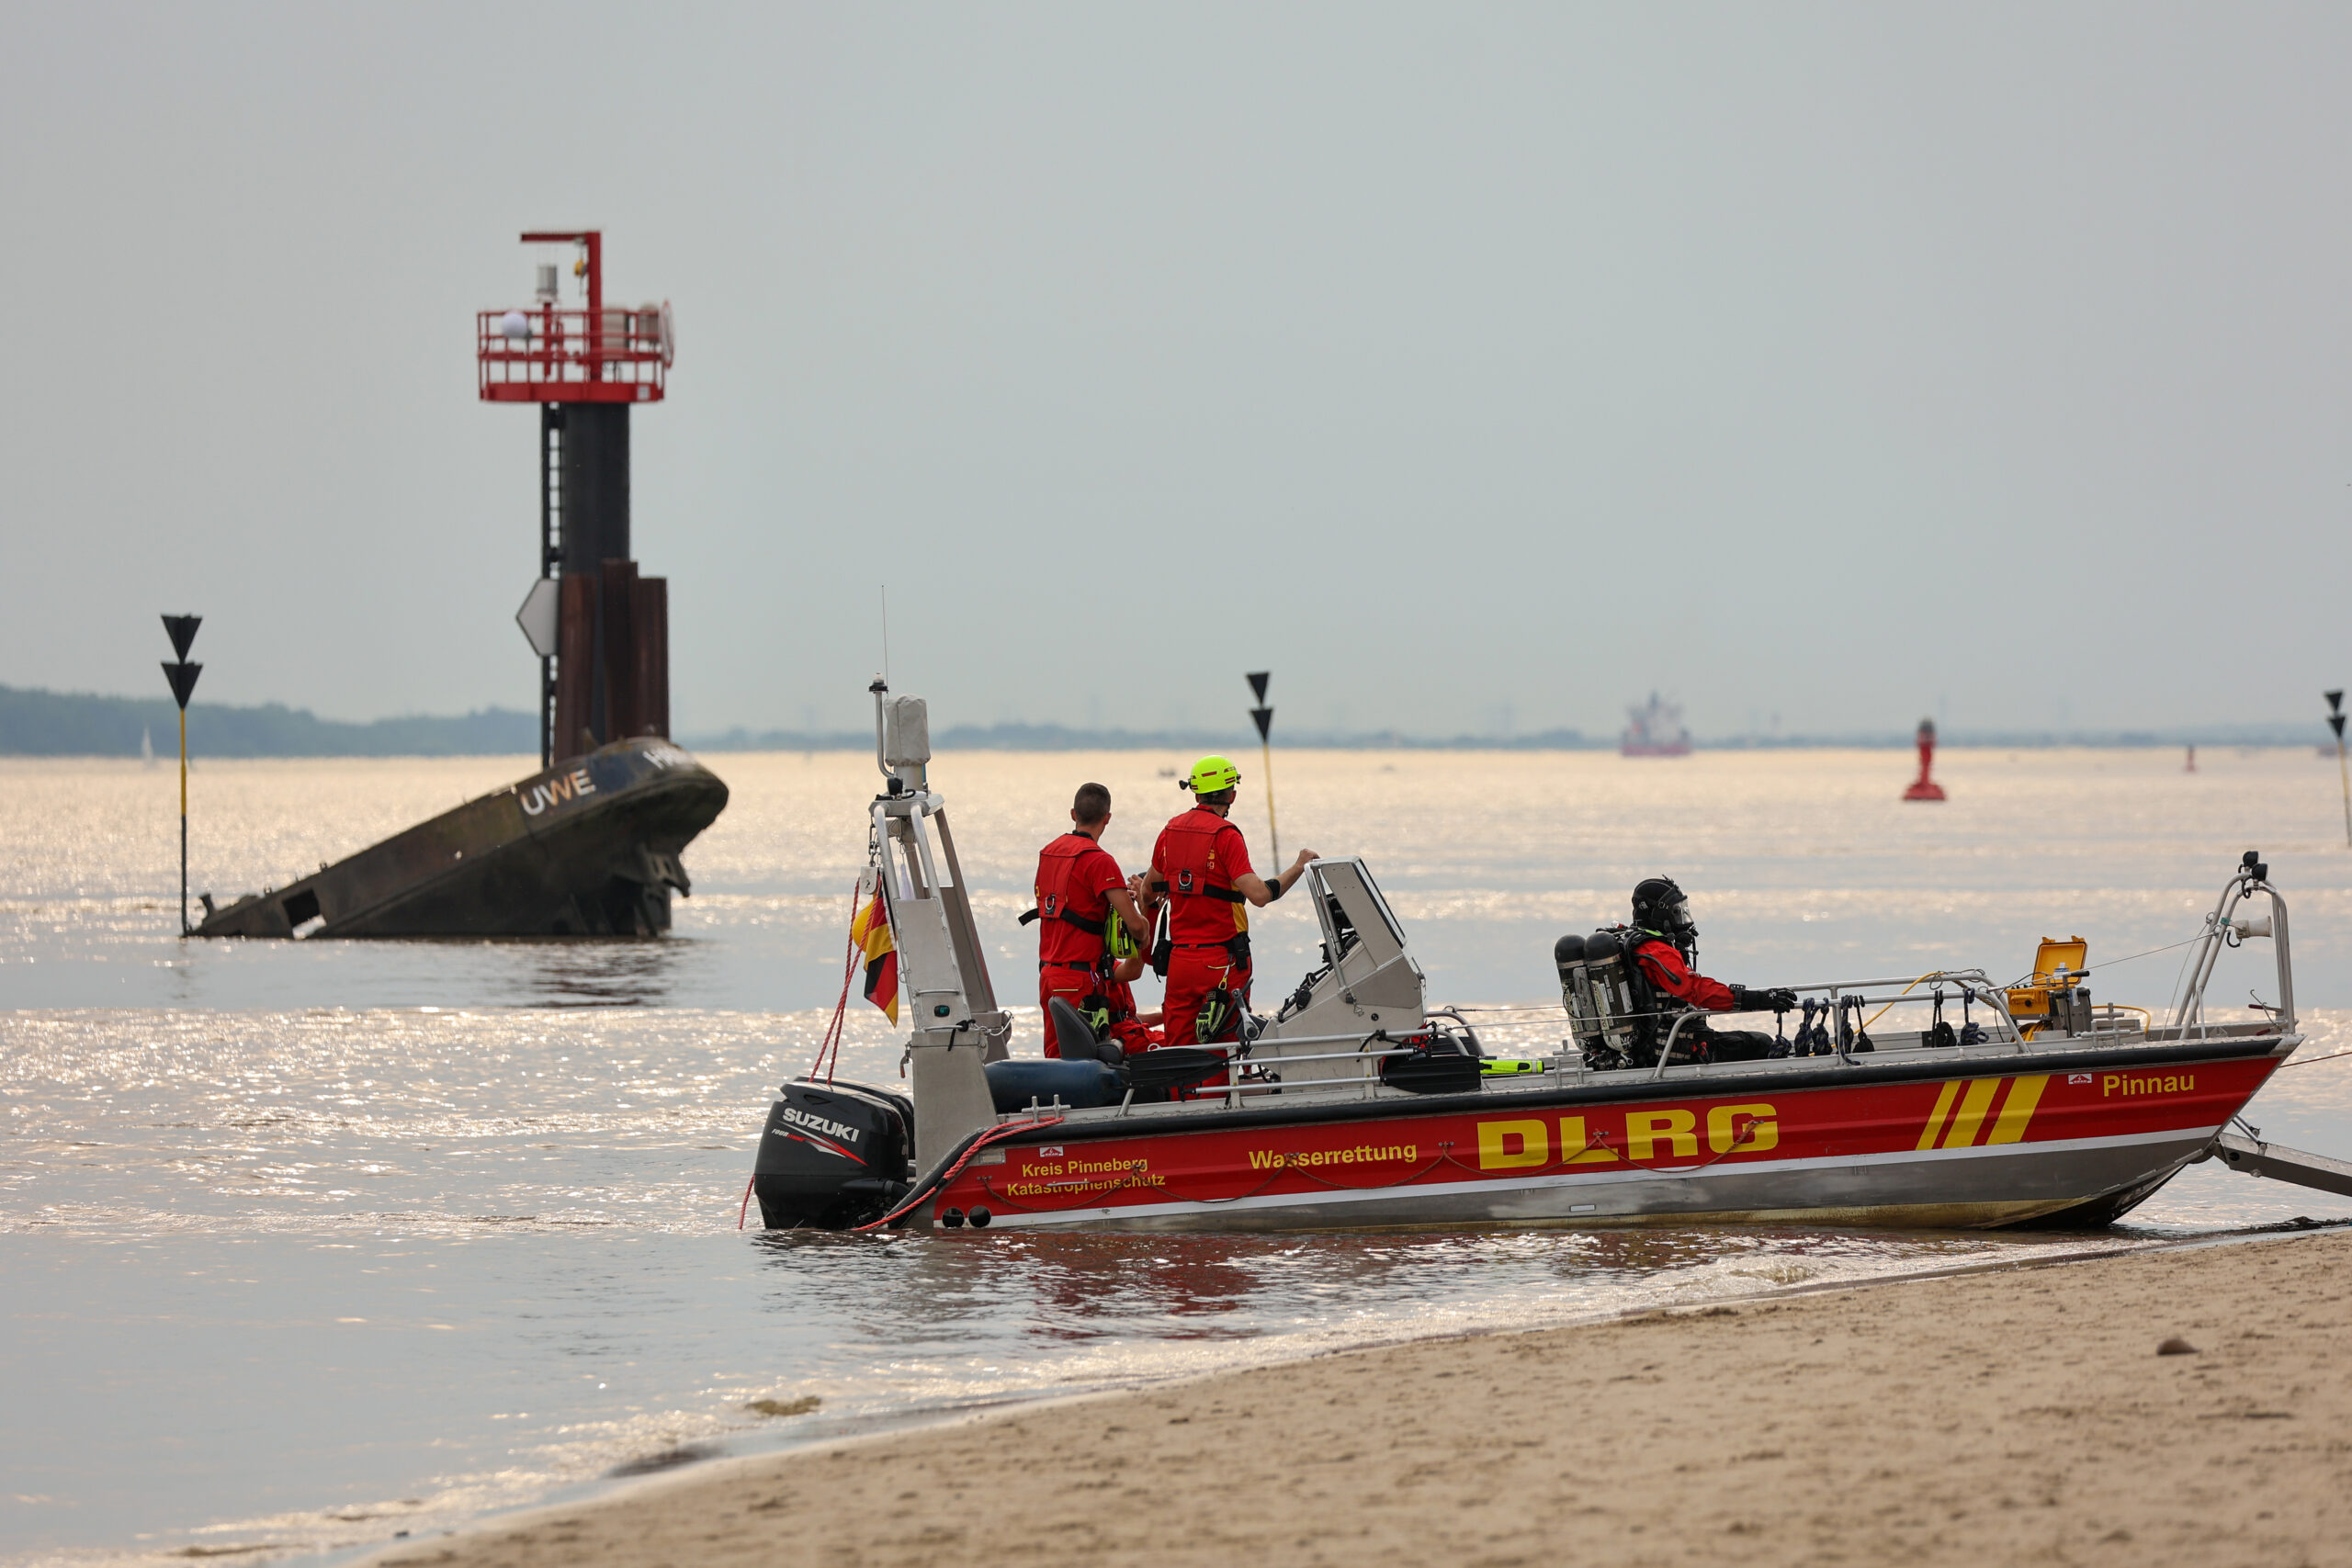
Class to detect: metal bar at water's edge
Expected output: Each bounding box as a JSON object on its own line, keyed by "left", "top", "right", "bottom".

{"left": 2208, "top": 1133, "right": 2352, "bottom": 1199}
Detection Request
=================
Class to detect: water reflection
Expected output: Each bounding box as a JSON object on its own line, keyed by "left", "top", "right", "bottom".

{"left": 11, "top": 747, "right": 2352, "bottom": 1561}
{"left": 747, "top": 1223, "right": 2036, "bottom": 1373}
{"left": 515, "top": 935, "right": 691, "bottom": 1006}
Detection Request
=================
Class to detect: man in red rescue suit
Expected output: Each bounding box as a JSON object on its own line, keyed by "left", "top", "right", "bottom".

{"left": 1624, "top": 875, "right": 1792, "bottom": 1064}
{"left": 1029, "top": 783, "right": 1153, "bottom": 1058}
{"left": 1151, "top": 756, "right": 1317, "bottom": 1049}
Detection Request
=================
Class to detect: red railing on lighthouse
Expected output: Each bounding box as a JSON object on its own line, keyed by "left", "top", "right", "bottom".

{"left": 477, "top": 230, "right": 671, "bottom": 403}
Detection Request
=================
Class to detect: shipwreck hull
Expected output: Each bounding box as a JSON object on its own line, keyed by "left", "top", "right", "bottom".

{"left": 917, "top": 1034, "right": 2286, "bottom": 1234}
{"left": 196, "top": 738, "right": 728, "bottom": 939}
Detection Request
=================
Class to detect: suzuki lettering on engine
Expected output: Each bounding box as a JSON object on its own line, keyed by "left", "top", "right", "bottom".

{"left": 776, "top": 1103, "right": 864, "bottom": 1157}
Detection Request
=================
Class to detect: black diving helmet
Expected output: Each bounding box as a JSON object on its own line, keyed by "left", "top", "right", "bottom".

{"left": 1631, "top": 876, "right": 1697, "bottom": 954}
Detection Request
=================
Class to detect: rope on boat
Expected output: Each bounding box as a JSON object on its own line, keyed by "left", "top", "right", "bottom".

{"left": 979, "top": 1159, "right": 1291, "bottom": 1213}
{"left": 2278, "top": 1049, "right": 2352, "bottom": 1071}
{"left": 967, "top": 1115, "right": 1779, "bottom": 1216}
{"left": 2077, "top": 929, "right": 2217, "bottom": 979}
{"left": 852, "top": 1113, "right": 1068, "bottom": 1233}
{"left": 808, "top": 878, "right": 865, "bottom": 1085}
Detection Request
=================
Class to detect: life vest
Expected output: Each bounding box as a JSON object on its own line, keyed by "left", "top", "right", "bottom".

{"left": 1153, "top": 807, "right": 1250, "bottom": 945}
{"left": 1023, "top": 832, "right": 1116, "bottom": 968}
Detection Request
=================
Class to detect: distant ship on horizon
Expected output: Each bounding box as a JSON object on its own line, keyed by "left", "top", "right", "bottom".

{"left": 1622, "top": 692, "right": 1691, "bottom": 757}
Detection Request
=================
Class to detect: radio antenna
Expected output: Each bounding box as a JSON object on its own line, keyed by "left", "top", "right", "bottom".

{"left": 880, "top": 584, "right": 891, "bottom": 686}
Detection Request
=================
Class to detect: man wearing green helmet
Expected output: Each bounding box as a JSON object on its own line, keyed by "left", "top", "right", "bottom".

{"left": 1150, "top": 755, "right": 1317, "bottom": 1051}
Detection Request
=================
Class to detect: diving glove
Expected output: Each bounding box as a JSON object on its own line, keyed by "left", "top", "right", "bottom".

{"left": 1731, "top": 987, "right": 1800, "bottom": 1013}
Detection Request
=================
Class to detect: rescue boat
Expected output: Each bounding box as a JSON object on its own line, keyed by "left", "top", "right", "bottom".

{"left": 750, "top": 690, "right": 2303, "bottom": 1235}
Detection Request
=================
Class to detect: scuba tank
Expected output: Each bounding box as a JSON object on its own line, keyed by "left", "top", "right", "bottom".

{"left": 1556, "top": 930, "right": 1641, "bottom": 1069}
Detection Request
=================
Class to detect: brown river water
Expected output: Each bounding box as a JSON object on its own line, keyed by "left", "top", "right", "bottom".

{"left": 5, "top": 747, "right": 2349, "bottom": 1564}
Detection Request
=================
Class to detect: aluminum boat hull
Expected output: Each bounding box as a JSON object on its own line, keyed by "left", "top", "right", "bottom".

{"left": 911, "top": 1034, "right": 2285, "bottom": 1234}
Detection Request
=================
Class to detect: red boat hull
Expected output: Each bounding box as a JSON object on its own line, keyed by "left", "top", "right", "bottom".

{"left": 932, "top": 1039, "right": 2283, "bottom": 1233}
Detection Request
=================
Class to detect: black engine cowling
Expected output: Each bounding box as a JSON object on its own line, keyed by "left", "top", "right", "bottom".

{"left": 752, "top": 1079, "right": 915, "bottom": 1230}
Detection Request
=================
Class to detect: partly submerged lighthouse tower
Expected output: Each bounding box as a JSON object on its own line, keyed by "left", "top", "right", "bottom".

{"left": 480, "top": 231, "right": 676, "bottom": 767}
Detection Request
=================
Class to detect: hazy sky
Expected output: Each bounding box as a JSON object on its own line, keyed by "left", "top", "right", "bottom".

{"left": 3, "top": 4, "right": 2346, "bottom": 739}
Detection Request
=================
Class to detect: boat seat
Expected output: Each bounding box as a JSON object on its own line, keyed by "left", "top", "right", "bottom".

{"left": 986, "top": 1057, "right": 1122, "bottom": 1112}
{"left": 1034, "top": 998, "right": 1227, "bottom": 1102}
{"left": 1047, "top": 998, "right": 1124, "bottom": 1067}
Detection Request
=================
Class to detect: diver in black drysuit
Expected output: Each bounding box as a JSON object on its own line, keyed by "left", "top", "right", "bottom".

{"left": 1619, "top": 877, "right": 1795, "bottom": 1065}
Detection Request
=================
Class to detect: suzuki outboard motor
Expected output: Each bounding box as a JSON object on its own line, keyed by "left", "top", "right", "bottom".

{"left": 752, "top": 1079, "right": 915, "bottom": 1230}
{"left": 1556, "top": 930, "right": 1638, "bottom": 1069}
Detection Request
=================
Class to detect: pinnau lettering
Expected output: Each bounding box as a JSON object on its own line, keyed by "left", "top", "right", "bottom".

{"left": 2102, "top": 1073, "right": 2194, "bottom": 1098}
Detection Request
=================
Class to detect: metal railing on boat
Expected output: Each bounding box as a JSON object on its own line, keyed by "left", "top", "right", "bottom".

{"left": 1652, "top": 969, "right": 2030, "bottom": 1080}
{"left": 1011, "top": 977, "right": 2289, "bottom": 1122}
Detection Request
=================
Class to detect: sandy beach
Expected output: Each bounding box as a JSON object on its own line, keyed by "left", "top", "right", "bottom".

{"left": 366, "top": 1227, "right": 2352, "bottom": 1568}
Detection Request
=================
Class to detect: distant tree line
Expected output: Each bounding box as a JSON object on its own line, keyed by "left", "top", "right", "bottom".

{"left": 685, "top": 721, "right": 1598, "bottom": 752}
{"left": 1, "top": 684, "right": 2330, "bottom": 757}
{"left": 0, "top": 685, "right": 537, "bottom": 758}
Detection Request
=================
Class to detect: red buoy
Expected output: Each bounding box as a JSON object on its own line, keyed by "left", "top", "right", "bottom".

{"left": 1904, "top": 717, "right": 1947, "bottom": 801}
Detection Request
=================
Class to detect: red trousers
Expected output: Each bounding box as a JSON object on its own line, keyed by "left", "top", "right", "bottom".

{"left": 1039, "top": 964, "right": 1096, "bottom": 1057}
{"left": 1105, "top": 1017, "right": 1163, "bottom": 1055}
{"left": 1042, "top": 966, "right": 1162, "bottom": 1058}
{"left": 1162, "top": 944, "right": 1250, "bottom": 1049}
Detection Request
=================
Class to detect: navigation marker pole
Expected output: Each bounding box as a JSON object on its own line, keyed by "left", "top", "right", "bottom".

{"left": 2329, "top": 691, "right": 2349, "bottom": 849}
{"left": 1247, "top": 671, "right": 1277, "bottom": 862}
{"left": 162, "top": 616, "right": 203, "bottom": 935}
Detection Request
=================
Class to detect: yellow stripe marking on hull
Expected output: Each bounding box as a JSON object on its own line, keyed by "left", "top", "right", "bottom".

{"left": 1917, "top": 1080, "right": 1962, "bottom": 1151}
{"left": 1940, "top": 1077, "right": 2003, "bottom": 1149}
{"left": 1984, "top": 1075, "right": 2051, "bottom": 1145}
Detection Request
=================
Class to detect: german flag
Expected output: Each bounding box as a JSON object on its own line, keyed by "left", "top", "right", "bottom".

{"left": 852, "top": 891, "right": 899, "bottom": 1023}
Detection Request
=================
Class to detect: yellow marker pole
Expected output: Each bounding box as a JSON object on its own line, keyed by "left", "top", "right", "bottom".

{"left": 179, "top": 706, "right": 189, "bottom": 935}
{"left": 1247, "top": 673, "right": 1277, "bottom": 863}
{"left": 2330, "top": 693, "right": 2350, "bottom": 850}
{"left": 1261, "top": 735, "right": 1279, "bottom": 863}
{"left": 161, "top": 614, "right": 203, "bottom": 936}
{"left": 2338, "top": 736, "right": 2350, "bottom": 851}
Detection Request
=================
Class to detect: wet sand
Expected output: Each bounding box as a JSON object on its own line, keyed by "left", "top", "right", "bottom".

{"left": 368, "top": 1229, "right": 2352, "bottom": 1568}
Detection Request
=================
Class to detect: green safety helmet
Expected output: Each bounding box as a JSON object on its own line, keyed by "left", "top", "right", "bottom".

{"left": 1184, "top": 755, "right": 1242, "bottom": 794}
